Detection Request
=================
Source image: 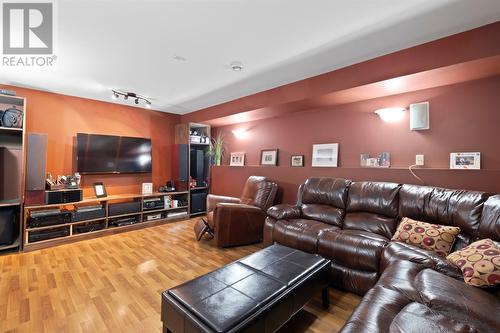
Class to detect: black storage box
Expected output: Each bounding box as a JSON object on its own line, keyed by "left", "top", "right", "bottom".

{"left": 108, "top": 201, "right": 141, "bottom": 216}
{"left": 190, "top": 192, "right": 207, "bottom": 214}
{"left": 0, "top": 208, "right": 15, "bottom": 245}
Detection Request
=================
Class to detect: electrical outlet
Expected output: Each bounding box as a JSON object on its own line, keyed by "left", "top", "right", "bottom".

{"left": 415, "top": 154, "right": 425, "bottom": 166}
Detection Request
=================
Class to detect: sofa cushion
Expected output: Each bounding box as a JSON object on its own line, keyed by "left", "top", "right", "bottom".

{"left": 398, "top": 184, "right": 490, "bottom": 251}
{"left": 299, "top": 178, "right": 351, "bottom": 226}
{"left": 340, "top": 260, "right": 500, "bottom": 333}
{"left": 343, "top": 212, "right": 398, "bottom": 239}
{"left": 392, "top": 217, "right": 461, "bottom": 256}
{"left": 380, "top": 242, "right": 463, "bottom": 280}
{"left": 346, "top": 181, "right": 401, "bottom": 217}
{"left": 272, "top": 219, "right": 339, "bottom": 253}
{"left": 301, "top": 177, "right": 351, "bottom": 208}
{"left": 266, "top": 204, "right": 301, "bottom": 220}
{"left": 301, "top": 204, "right": 344, "bottom": 227}
{"left": 447, "top": 238, "right": 500, "bottom": 288}
{"left": 318, "top": 229, "right": 389, "bottom": 271}
{"left": 329, "top": 262, "right": 378, "bottom": 296}
{"left": 478, "top": 194, "right": 500, "bottom": 241}
{"left": 388, "top": 302, "right": 487, "bottom": 333}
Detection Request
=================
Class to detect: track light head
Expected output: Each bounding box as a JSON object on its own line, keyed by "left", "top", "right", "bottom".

{"left": 145, "top": 101, "right": 152, "bottom": 108}
{"left": 135, "top": 98, "right": 139, "bottom": 104}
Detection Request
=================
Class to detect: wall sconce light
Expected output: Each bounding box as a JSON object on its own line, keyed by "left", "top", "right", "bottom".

{"left": 232, "top": 129, "right": 248, "bottom": 139}
{"left": 374, "top": 107, "right": 406, "bottom": 122}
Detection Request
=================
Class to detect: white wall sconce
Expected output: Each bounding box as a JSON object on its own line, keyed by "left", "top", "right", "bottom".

{"left": 374, "top": 107, "right": 406, "bottom": 122}
{"left": 232, "top": 129, "right": 249, "bottom": 139}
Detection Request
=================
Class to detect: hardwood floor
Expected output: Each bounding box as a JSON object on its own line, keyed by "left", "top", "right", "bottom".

{"left": 0, "top": 218, "right": 360, "bottom": 333}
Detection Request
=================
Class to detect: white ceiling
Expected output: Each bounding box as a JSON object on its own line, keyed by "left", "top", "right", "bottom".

{"left": 1, "top": 0, "right": 500, "bottom": 114}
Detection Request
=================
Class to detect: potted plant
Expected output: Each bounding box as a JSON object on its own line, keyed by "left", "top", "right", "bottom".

{"left": 208, "top": 132, "right": 225, "bottom": 166}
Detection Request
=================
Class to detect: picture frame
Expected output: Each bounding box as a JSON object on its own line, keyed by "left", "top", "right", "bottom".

{"left": 230, "top": 152, "right": 245, "bottom": 166}
{"left": 312, "top": 143, "right": 338, "bottom": 167}
{"left": 260, "top": 149, "right": 279, "bottom": 166}
{"left": 93, "top": 182, "right": 107, "bottom": 198}
{"left": 360, "top": 152, "right": 391, "bottom": 168}
{"left": 450, "top": 152, "right": 480, "bottom": 170}
{"left": 142, "top": 182, "right": 153, "bottom": 195}
{"left": 291, "top": 155, "right": 304, "bottom": 167}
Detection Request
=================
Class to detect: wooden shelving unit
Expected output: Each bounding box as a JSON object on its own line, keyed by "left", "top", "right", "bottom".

{"left": 0, "top": 93, "right": 26, "bottom": 254}
{"left": 175, "top": 122, "right": 211, "bottom": 217}
{"left": 23, "top": 191, "right": 189, "bottom": 251}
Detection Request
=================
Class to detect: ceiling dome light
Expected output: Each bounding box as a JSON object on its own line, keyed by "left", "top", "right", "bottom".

{"left": 374, "top": 107, "right": 406, "bottom": 122}
{"left": 230, "top": 61, "right": 244, "bottom": 72}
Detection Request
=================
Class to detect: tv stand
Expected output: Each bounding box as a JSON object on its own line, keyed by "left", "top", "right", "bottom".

{"left": 23, "top": 191, "right": 189, "bottom": 251}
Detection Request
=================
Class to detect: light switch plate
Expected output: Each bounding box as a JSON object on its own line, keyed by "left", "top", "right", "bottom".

{"left": 416, "top": 154, "right": 425, "bottom": 166}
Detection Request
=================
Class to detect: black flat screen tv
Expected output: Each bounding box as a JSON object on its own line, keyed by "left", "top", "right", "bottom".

{"left": 76, "top": 133, "right": 152, "bottom": 174}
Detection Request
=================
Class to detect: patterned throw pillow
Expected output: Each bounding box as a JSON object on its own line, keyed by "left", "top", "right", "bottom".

{"left": 392, "top": 217, "right": 460, "bottom": 257}
{"left": 447, "top": 239, "right": 500, "bottom": 288}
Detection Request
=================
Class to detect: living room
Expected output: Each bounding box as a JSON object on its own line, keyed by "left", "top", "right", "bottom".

{"left": 0, "top": 1, "right": 499, "bottom": 332}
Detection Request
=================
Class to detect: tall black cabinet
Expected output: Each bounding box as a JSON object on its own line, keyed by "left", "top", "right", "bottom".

{"left": 174, "top": 123, "right": 211, "bottom": 217}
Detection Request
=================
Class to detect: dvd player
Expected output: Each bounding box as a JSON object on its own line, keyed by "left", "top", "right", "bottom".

{"left": 143, "top": 197, "right": 164, "bottom": 210}
{"left": 110, "top": 217, "right": 138, "bottom": 227}
{"left": 29, "top": 209, "right": 71, "bottom": 228}
{"left": 28, "top": 227, "right": 70, "bottom": 242}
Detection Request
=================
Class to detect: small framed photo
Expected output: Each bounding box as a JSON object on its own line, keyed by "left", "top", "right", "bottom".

{"left": 291, "top": 155, "right": 304, "bottom": 167}
{"left": 230, "top": 152, "right": 245, "bottom": 166}
{"left": 312, "top": 143, "right": 338, "bottom": 167}
{"left": 142, "top": 182, "right": 153, "bottom": 195}
{"left": 450, "top": 152, "right": 480, "bottom": 170}
{"left": 261, "top": 149, "right": 279, "bottom": 166}
{"left": 93, "top": 182, "right": 107, "bottom": 198}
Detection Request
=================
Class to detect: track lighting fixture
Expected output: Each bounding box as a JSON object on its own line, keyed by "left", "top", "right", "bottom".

{"left": 111, "top": 89, "right": 152, "bottom": 108}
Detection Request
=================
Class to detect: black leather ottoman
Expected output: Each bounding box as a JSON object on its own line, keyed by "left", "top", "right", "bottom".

{"left": 161, "top": 244, "right": 331, "bottom": 333}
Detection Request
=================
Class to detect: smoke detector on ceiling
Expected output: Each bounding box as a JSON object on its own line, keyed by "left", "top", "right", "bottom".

{"left": 229, "top": 61, "right": 244, "bottom": 72}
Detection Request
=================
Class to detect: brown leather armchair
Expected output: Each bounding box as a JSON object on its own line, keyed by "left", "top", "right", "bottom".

{"left": 202, "top": 176, "right": 278, "bottom": 247}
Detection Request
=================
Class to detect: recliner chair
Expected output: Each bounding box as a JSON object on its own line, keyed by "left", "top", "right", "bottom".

{"left": 196, "top": 176, "right": 278, "bottom": 247}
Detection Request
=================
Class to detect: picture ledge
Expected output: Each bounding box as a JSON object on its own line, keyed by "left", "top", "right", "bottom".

{"left": 214, "top": 165, "right": 500, "bottom": 172}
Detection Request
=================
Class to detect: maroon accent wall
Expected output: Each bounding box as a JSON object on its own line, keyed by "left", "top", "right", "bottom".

{"left": 182, "top": 22, "right": 500, "bottom": 126}
{"left": 211, "top": 77, "right": 500, "bottom": 204}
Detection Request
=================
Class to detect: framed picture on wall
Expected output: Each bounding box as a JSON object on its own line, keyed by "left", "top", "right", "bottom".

{"left": 230, "top": 152, "right": 245, "bottom": 166}
{"left": 291, "top": 155, "right": 304, "bottom": 167}
{"left": 312, "top": 143, "right": 339, "bottom": 167}
{"left": 261, "top": 149, "right": 279, "bottom": 166}
{"left": 450, "top": 152, "right": 480, "bottom": 169}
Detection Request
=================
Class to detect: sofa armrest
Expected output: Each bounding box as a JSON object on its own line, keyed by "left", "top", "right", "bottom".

{"left": 267, "top": 204, "right": 301, "bottom": 220}
{"left": 381, "top": 241, "right": 463, "bottom": 280}
{"left": 214, "top": 203, "right": 266, "bottom": 247}
{"left": 207, "top": 194, "right": 240, "bottom": 212}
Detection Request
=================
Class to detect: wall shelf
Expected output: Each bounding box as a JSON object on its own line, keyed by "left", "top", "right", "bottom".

{"left": 0, "top": 127, "right": 23, "bottom": 133}
{"left": 0, "top": 199, "right": 21, "bottom": 207}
